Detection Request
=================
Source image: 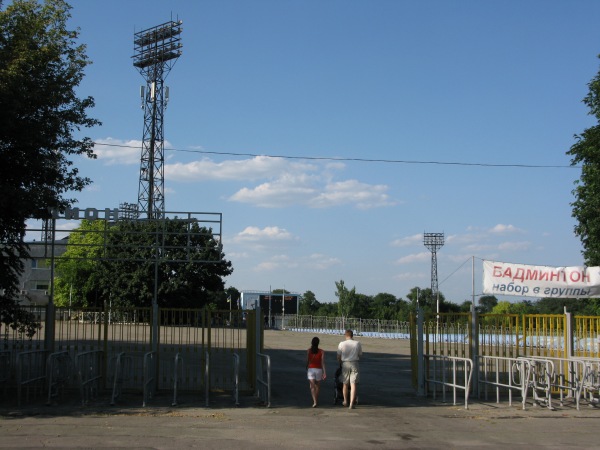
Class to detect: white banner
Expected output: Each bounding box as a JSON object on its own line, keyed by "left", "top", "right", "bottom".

{"left": 482, "top": 260, "right": 600, "bottom": 298}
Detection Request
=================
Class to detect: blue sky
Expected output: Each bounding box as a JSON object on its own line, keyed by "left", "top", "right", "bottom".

{"left": 42, "top": 0, "right": 600, "bottom": 304}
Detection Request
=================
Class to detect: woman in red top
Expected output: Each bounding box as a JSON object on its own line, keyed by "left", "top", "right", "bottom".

{"left": 306, "top": 336, "right": 326, "bottom": 407}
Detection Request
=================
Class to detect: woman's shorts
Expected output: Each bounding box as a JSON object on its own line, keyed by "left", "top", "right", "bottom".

{"left": 307, "top": 368, "right": 324, "bottom": 381}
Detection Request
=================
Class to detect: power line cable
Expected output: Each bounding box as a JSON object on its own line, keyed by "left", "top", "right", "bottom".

{"left": 94, "top": 142, "right": 580, "bottom": 169}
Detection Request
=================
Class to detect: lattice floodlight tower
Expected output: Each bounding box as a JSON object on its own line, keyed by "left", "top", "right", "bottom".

{"left": 133, "top": 20, "right": 183, "bottom": 219}
{"left": 423, "top": 232, "right": 444, "bottom": 311}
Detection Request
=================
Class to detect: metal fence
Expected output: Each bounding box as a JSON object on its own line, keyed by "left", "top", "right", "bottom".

{"left": 1, "top": 305, "right": 259, "bottom": 406}
{"left": 284, "top": 315, "right": 411, "bottom": 337}
{"left": 415, "top": 310, "right": 600, "bottom": 409}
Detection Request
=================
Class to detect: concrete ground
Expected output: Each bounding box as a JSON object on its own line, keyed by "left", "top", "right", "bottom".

{"left": 0, "top": 330, "right": 598, "bottom": 449}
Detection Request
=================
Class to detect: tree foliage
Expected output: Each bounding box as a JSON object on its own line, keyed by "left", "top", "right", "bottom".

{"left": 98, "top": 219, "right": 233, "bottom": 309}
{"left": 335, "top": 280, "right": 357, "bottom": 319}
{"left": 299, "top": 290, "right": 319, "bottom": 315}
{"left": 568, "top": 54, "right": 600, "bottom": 266}
{"left": 0, "top": 0, "right": 99, "bottom": 329}
{"left": 53, "top": 219, "right": 233, "bottom": 309}
{"left": 478, "top": 295, "right": 498, "bottom": 313}
{"left": 53, "top": 220, "right": 106, "bottom": 307}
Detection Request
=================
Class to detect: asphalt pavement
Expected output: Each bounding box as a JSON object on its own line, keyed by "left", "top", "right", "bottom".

{"left": 0, "top": 330, "right": 598, "bottom": 449}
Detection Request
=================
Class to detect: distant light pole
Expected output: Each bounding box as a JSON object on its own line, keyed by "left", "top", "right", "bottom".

{"left": 423, "top": 232, "right": 444, "bottom": 315}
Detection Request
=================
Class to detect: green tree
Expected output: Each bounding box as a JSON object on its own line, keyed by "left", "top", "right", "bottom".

{"left": 315, "top": 302, "right": 337, "bottom": 317}
{"left": 225, "top": 286, "right": 240, "bottom": 310}
{"left": 409, "top": 287, "right": 445, "bottom": 314}
{"left": 459, "top": 300, "right": 473, "bottom": 313}
{"left": 370, "top": 292, "right": 398, "bottom": 320}
{"left": 299, "top": 290, "right": 320, "bottom": 315}
{"left": 478, "top": 295, "right": 498, "bottom": 313}
{"left": 491, "top": 301, "right": 513, "bottom": 315}
{"left": 53, "top": 220, "right": 107, "bottom": 307}
{"left": 491, "top": 300, "right": 536, "bottom": 315}
{"left": 335, "top": 280, "right": 357, "bottom": 319}
{"left": 568, "top": 55, "right": 600, "bottom": 265}
{"left": 0, "top": 0, "right": 99, "bottom": 331}
{"left": 97, "top": 219, "right": 233, "bottom": 309}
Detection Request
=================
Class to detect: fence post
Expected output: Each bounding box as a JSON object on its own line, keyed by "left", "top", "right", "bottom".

{"left": 417, "top": 307, "right": 425, "bottom": 396}
{"left": 255, "top": 305, "right": 262, "bottom": 398}
{"left": 565, "top": 309, "right": 573, "bottom": 359}
{"left": 470, "top": 307, "right": 479, "bottom": 394}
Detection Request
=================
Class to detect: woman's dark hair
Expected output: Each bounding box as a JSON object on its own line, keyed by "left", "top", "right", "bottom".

{"left": 310, "top": 336, "right": 320, "bottom": 354}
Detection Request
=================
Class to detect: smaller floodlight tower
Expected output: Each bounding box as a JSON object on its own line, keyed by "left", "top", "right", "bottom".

{"left": 133, "top": 19, "right": 182, "bottom": 219}
{"left": 423, "top": 232, "right": 444, "bottom": 313}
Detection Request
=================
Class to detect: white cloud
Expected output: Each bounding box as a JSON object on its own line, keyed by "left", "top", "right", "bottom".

{"left": 254, "top": 254, "right": 299, "bottom": 271}
{"left": 232, "top": 226, "right": 295, "bottom": 243}
{"left": 93, "top": 138, "right": 142, "bottom": 165}
{"left": 93, "top": 137, "right": 175, "bottom": 165}
{"left": 162, "top": 155, "right": 395, "bottom": 209}
{"left": 230, "top": 172, "right": 319, "bottom": 208}
{"left": 489, "top": 224, "right": 522, "bottom": 234}
{"left": 307, "top": 253, "right": 342, "bottom": 270}
{"left": 497, "top": 241, "right": 531, "bottom": 251}
{"left": 251, "top": 252, "right": 341, "bottom": 272}
{"left": 393, "top": 271, "right": 426, "bottom": 281}
{"left": 396, "top": 252, "right": 431, "bottom": 264}
{"left": 391, "top": 233, "right": 423, "bottom": 247}
{"left": 231, "top": 176, "right": 394, "bottom": 209}
{"left": 310, "top": 180, "right": 394, "bottom": 209}
{"left": 165, "top": 156, "right": 316, "bottom": 182}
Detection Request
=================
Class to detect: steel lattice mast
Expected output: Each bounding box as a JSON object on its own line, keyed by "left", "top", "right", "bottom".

{"left": 133, "top": 20, "right": 182, "bottom": 219}
{"left": 423, "top": 232, "right": 444, "bottom": 311}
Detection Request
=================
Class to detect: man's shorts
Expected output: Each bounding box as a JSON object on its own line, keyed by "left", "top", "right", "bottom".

{"left": 341, "top": 361, "right": 360, "bottom": 384}
{"left": 307, "top": 368, "right": 324, "bottom": 381}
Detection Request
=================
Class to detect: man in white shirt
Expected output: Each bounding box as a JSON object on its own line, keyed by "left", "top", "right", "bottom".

{"left": 337, "top": 329, "right": 363, "bottom": 409}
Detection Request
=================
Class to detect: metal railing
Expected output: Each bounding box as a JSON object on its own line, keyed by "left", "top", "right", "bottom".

{"left": 16, "top": 350, "right": 46, "bottom": 406}
{"left": 205, "top": 351, "right": 210, "bottom": 407}
{"left": 142, "top": 351, "right": 156, "bottom": 407}
{"left": 515, "top": 357, "right": 555, "bottom": 410}
{"left": 46, "top": 351, "right": 73, "bottom": 405}
{"left": 256, "top": 352, "right": 271, "bottom": 408}
{"left": 172, "top": 353, "right": 183, "bottom": 406}
{"left": 285, "top": 315, "right": 410, "bottom": 337}
{"left": 76, "top": 350, "right": 103, "bottom": 406}
{"left": 478, "top": 355, "right": 522, "bottom": 406}
{"left": 0, "top": 350, "right": 11, "bottom": 393}
{"left": 232, "top": 353, "right": 240, "bottom": 406}
{"left": 520, "top": 355, "right": 600, "bottom": 410}
{"left": 110, "top": 352, "right": 133, "bottom": 405}
{"left": 424, "top": 354, "right": 473, "bottom": 409}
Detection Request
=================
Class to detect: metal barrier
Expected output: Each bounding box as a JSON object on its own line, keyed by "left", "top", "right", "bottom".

{"left": 285, "top": 315, "right": 411, "bottom": 337}
{"left": 142, "top": 351, "right": 156, "bottom": 407}
{"left": 110, "top": 352, "right": 133, "bottom": 405}
{"left": 424, "top": 354, "right": 473, "bottom": 409}
{"left": 232, "top": 353, "right": 240, "bottom": 406}
{"left": 478, "top": 354, "right": 600, "bottom": 411}
{"left": 75, "top": 350, "right": 103, "bottom": 406}
{"left": 521, "top": 355, "right": 600, "bottom": 410}
{"left": 478, "top": 355, "right": 522, "bottom": 406}
{"left": 46, "top": 351, "right": 73, "bottom": 405}
{"left": 172, "top": 353, "right": 183, "bottom": 406}
{"left": 577, "top": 357, "right": 600, "bottom": 407}
{"left": 16, "top": 350, "right": 46, "bottom": 406}
{"left": 0, "top": 350, "right": 10, "bottom": 393}
{"left": 515, "top": 357, "right": 555, "bottom": 410}
{"left": 256, "top": 352, "right": 271, "bottom": 408}
{"left": 205, "top": 351, "right": 210, "bottom": 407}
